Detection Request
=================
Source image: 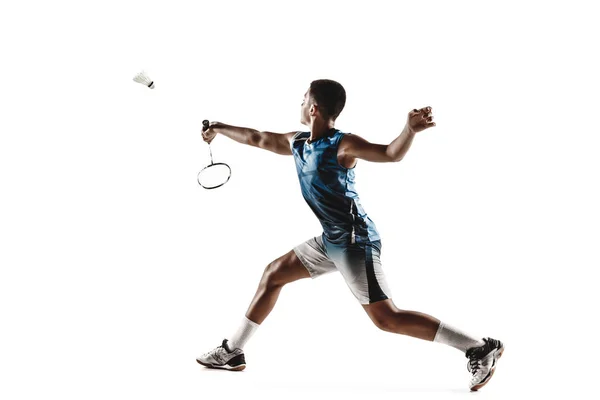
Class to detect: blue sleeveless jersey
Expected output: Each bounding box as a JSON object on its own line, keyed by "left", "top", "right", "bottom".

{"left": 290, "top": 129, "right": 381, "bottom": 245}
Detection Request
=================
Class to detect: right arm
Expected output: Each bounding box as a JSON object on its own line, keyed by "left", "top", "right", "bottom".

{"left": 203, "top": 122, "right": 296, "bottom": 156}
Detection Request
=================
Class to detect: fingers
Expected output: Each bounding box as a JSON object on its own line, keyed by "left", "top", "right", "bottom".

{"left": 201, "top": 130, "right": 213, "bottom": 144}
{"left": 409, "top": 106, "right": 436, "bottom": 130}
{"left": 411, "top": 106, "right": 432, "bottom": 115}
{"left": 419, "top": 107, "right": 434, "bottom": 123}
{"left": 201, "top": 120, "right": 214, "bottom": 143}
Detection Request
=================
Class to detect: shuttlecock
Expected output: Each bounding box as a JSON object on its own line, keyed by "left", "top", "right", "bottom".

{"left": 133, "top": 71, "right": 155, "bottom": 89}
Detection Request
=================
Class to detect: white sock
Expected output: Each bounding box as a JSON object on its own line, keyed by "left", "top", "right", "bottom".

{"left": 228, "top": 316, "right": 260, "bottom": 351}
{"left": 433, "top": 321, "right": 485, "bottom": 353}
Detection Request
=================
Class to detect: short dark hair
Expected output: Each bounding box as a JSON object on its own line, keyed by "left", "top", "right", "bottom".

{"left": 309, "top": 79, "right": 346, "bottom": 120}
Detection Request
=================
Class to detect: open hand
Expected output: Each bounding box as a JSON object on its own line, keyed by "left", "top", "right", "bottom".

{"left": 407, "top": 106, "right": 436, "bottom": 134}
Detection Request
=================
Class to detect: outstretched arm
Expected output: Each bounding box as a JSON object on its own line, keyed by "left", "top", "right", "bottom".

{"left": 201, "top": 122, "right": 296, "bottom": 156}
{"left": 342, "top": 106, "right": 436, "bottom": 163}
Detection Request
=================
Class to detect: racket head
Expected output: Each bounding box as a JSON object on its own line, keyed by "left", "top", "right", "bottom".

{"left": 197, "top": 162, "right": 232, "bottom": 189}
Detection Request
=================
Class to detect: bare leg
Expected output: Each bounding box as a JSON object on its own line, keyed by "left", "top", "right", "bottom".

{"left": 245, "top": 249, "right": 310, "bottom": 324}
{"left": 196, "top": 249, "right": 313, "bottom": 368}
{"left": 362, "top": 299, "right": 441, "bottom": 341}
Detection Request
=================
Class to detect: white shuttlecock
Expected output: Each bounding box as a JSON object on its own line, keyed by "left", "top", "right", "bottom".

{"left": 133, "top": 71, "right": 155, "bottom": 89}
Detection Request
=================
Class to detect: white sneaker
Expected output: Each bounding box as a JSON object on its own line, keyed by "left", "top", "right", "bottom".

{"left": 196, "top": 339, "right": 246, "bottom": 371}
{"left": 465, "top": 337, "right": 504, "bottom": 391}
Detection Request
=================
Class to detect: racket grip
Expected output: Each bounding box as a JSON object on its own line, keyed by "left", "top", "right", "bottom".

{"left": 202, "top": 120, "right": 210, "bottom": 131}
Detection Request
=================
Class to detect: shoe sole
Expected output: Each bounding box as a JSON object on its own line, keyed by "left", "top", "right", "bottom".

{"left": 470, "top": 344, "right": 504, "bottom": 391}
{"left": 196, "top": 359, "right": 246, "bottom": 371}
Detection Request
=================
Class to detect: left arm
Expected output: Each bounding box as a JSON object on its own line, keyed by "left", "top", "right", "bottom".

{"left": 386, "top": 125, "right": 417, "bottom": 162}
{"left": 344, "top": 106, "right": 436, "bottom": 163}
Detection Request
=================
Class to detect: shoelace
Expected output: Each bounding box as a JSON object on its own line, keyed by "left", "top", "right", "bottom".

{"left": 466, "top": 341, "right": 488, "bottom": 375}
{"left": 202, "top": 345, "right": 223, "bottom": 358}
{"left": 468, "top": 356, "right": 483, "bottom": 374}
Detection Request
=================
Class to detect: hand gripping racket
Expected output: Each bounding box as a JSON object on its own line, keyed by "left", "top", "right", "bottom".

{"left": 197, "top": 120, "right": 232, "bottom": 189}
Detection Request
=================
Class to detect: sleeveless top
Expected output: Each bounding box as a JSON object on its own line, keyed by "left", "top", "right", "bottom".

{"left": 290, "top": 128, "right": 381, "bottom": 245}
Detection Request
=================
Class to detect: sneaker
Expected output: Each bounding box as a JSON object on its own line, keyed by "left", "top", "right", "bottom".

{"left": 465, "top": 337, "right": 504, "bottom": 391}
{"left": 196, "top": 339, "right": 246, "bottom": 371}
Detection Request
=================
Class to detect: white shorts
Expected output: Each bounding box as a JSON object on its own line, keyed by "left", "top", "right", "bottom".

{"left": 292, "top": 233, "right": 391, "bottom": 305}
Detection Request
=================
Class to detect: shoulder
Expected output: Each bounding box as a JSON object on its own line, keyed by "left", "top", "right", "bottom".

{"left": 336, "top": 131, "right": 375, "bottom": 157}
{"left": 336, "top": 130, "right": 353, "bottom": 150}
{"left": 288, "top": 131, "right": 308, "bottom": 149}
{"left": 290, "top": 131, "right": 309, "bottom": 143}
{"left": 291, "top": 131, "right": 307, "bottom": 140}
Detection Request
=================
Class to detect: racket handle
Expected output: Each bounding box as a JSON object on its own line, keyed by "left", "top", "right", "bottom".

{"left": 202, "top": 119, "right": 214, "bottom": 164}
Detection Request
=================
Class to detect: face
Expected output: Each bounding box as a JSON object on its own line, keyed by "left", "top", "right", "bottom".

{"left": 300, "top": 89, "right": 313, "bottom": 126}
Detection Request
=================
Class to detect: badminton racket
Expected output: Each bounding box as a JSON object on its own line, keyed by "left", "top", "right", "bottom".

{"left": 197, "top": 120, "right": 232, "bottom": 189}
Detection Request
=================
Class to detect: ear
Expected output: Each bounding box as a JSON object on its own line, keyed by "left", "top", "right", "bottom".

{"left": 309, "top": 104, "right": 318, "bottom": 116}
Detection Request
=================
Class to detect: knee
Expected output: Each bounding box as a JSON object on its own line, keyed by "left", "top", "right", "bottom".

{"left": 371, "top": 313, "right": 397, "bottom": 333}
{"left": 369, "top": 306, "right": 407, "bottom": 334}
{"left": 261, "top": 260, "right": 287, "bottom": 289}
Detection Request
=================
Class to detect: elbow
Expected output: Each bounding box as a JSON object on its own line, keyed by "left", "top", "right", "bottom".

{"left": 248, "top": 130, "right": 262, "bottom": 147}
{"left": 385, "top": 146, "right": 402, "bottom": 163}
{"left": 388, "top": 153, "right": 403, "bottom": 163}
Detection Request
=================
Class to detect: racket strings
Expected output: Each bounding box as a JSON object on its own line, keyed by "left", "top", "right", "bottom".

{"left": 198, "top": 144, "right": 231, "bottom": 189}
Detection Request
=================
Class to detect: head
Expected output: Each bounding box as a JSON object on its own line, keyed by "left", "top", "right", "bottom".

{"left": 300, "top": 79, "right": 346, "bottom": 126}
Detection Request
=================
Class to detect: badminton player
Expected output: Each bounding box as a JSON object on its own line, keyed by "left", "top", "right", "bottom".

{"left": 197, "top": 79, "right": 504, "bottom": 391}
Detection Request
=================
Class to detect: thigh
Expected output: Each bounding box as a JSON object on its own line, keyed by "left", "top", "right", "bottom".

{"left": 292, "top": 233, "right": 338, "bottom": 279}
{"left": 324, "top": 239, "right": 392, "bottom": 305}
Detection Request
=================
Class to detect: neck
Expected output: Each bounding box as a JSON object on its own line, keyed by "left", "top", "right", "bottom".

{"left": 308, "top": 119, "right": 336, "bottom": 143}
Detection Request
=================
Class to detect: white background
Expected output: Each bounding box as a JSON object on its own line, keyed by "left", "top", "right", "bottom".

{"left": 1, "top": 0, "right": 598, "bottom": 399}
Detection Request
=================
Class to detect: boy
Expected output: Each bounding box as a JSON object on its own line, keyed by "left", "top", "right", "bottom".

{"left": 197, "top": 79, "right": 504, "bottom": 391}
